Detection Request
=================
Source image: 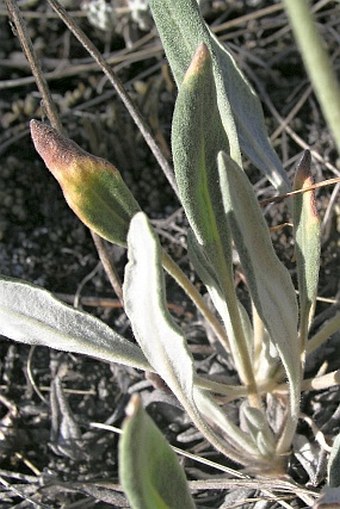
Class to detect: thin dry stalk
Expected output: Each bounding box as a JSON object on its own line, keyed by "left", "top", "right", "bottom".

{"left": 5, "top": 0, "right": 62, "bottom": 132}
{"left": 5, "top": 0, "right": 125, "bottom": 302}
{"left": 46, "top": 0, "right": 178, "bottom": 197}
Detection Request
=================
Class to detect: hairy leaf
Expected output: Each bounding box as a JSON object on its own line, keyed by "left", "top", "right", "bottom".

{"left": 293, "top": 151, "right": 321, "bottom": 348}
{"left": 150, "top": 0, "right": 290, "bottom": 191}
{"left": 172, "top": 44, "right": 255, "bottom": 387}
{"left": 119, "top": 394, "right": 195, "bottom": 509}
{"left": 0, "top": 276, "right": 150, "bottom": 371}
{"left": 123, "top": 212, "right": 261, "bottom": 465}
{"left": 172, "top": 43, "right": 231, "bottom": 293}
{"left": 217, "top": 151, "right": 300, "bottom": 454}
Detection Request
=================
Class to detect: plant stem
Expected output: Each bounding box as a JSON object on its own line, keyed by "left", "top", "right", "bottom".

{"left": 90, "top": 232, "right": 124, "bottom": 305}
{"left": 163, "top": 251, "right": 261, "bottom": 408}
{"left": 307, "top": 312, "right": 340, "bottom": 354}
{"left": 5, "top": 0, "right": 62, "bottom": 133}
{"left": 161, "top": 251, "right": 230, "bottom": 350}
{"left": 198, "top": 367, "right": 340, "bottom": 400}
{"left": 283, "top": 0, "right": 340, "bottom": 153}
{"left": 220, "top": 273, "right": 261, "bottom": 409}
{"left": 6, "top": 0, "right": 126, "bottom": 301}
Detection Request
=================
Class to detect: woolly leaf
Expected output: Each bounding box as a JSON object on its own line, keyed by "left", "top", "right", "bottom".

{"left": 172, "top": 44, "right": 254, "bottom": 386}
{"left": 123, "top": 212, "right": 261, "bottom": 466}
{"left": 150, "top": 0, "right": 290, "bottom": 192}
{"left": 0, "top": 276, "right": 150, "bottom": 371}
{"left": 217, "top": 151, "right": 300, "bottom": 454}
{"left": 119, "top": 394, "right": 195, "bottom": 509}
{"left": 293, "top": 151, "right": 321, "bottom": 348}
{"left": 172, "top": 43, "right": 231, "bottom": 291}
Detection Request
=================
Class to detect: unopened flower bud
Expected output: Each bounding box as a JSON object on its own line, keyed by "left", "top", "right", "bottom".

{"left": 30, "top": 120, "right": 140, "bottom": 246}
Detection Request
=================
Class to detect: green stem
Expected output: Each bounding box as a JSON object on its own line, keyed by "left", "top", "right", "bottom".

{"left": 283, "top": 0, "right": 340, "bottom": 153}
{"left": 221, "top": 275, "right": 261, "bottom": 408}
{"left": 211, "top": 243, "right": 261, "bottom": 408}
{"left": 194, "top": 375, "right": 247, "bottom": 398}
{"left": 161, "top": 251, "right": 229, "bottom": 350}
{"left": 307, "top": 312, "right": 340, "bottom": 355}
{"left": 163, "top": 251, "right": 261, "bottom": 408}
{"left": 198, "top": 367, "right": 340, "bottom": 400}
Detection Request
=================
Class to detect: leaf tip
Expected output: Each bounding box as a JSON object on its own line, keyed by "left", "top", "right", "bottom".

{"left": 293, "top": 150, "right": 319, "bottom": 220}
{"left": 184, "top": 42, "right": 211, "bottom": 81}
{"left": 125, "top": 393, "right": 141, "bottom": 418}
{"left": 294, "top": 150, "right": 312, "bottom": 189}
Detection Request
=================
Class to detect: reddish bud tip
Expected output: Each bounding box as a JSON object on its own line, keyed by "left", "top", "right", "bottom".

{"left": 30, "top": 120, "right": 85, "bottom": 175}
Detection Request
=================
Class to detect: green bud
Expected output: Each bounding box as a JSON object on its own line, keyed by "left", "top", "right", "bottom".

{"left": 30, "top": 120, "right": 140, "bottom": 246}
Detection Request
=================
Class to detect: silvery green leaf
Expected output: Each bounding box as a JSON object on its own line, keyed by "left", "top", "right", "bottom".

{"left": 119, "top": 394, "right": 196, "bottom": 509}
{"left": 0, "top": 275, "right": 150, "bottom": 371}
{"left": 186, "top": 229, "right": 221, "bottom": 291}
{"left": 328, "top": 431, "right": 340, "bottom": 487}
{"left": 242, "top": 406, "right": 275, "bottom": 457}
{"left": 254, "top": 326, "right": 280, "bottom": 384}
{"left": 123, "top": 212, "right": 261, "bottom": 466}
{"left": 217, "top": 151, "right": 300, "bottom": 454}
{"left": 237, "top": 301, "right": 254, "bottom": 359}
{"left": 188, "top": 230, "right": 258, "bottom": 393}
{"left": 314, "top": 488, "right": 340, "bottom": 509}
{"left": 150, "top": 0, "right": 290, "bottom": 192}
{"left": 172, "top": 43, "right": 231, "bottom": 282}
{"left": 172, "top": 44, "right": 255, "bottom": 388}
{"left": 293, "top": 151, "right": 321, "bottom": 347}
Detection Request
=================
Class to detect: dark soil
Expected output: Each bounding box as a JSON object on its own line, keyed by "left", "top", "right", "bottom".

{"left": 0, "top": 0, "right": 339, "bottom": 507}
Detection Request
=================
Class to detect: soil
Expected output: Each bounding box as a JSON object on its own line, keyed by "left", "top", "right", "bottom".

{"left": 0, "top": 0, "right": 339, "bottom": 507}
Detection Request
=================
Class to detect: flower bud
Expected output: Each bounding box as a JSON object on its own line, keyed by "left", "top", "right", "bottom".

{"left": 30, "top": 120, "right": 140, "bottom": 246}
